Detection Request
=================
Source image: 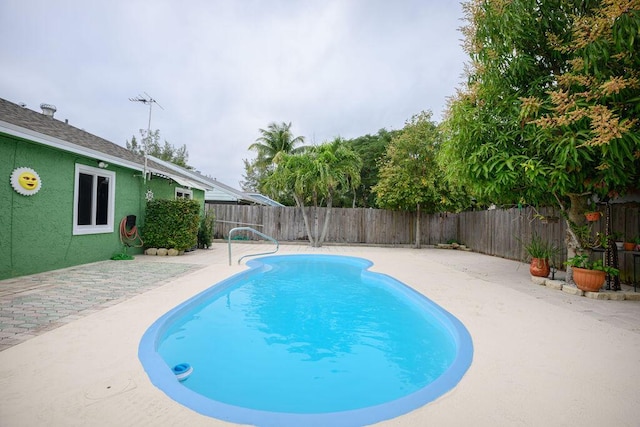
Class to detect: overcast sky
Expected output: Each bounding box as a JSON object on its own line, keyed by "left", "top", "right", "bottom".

{"left": 0, "top": 1, "right": 468, "bottom": 188}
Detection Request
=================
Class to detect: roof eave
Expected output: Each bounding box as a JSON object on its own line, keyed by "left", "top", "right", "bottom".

{"left": 0, "top": 120, "right": 145, "bottom": 172}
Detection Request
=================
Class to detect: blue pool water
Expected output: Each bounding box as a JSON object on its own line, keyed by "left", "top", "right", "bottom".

{"left": 139, "top": 255, "right": 473, "bottom": 427}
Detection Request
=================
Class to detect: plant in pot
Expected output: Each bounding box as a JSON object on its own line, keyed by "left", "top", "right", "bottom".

{"left": 584, "top": 201, "right": 601, "bottom": 222}
{"left": 584, "top": 210, "right": 602, "bottom": 221}
{"left": 612, "top": 232, "right": 624, "bottom": 251}
{"left": 572, "top": 225, "right": 608, "bottom": 251}
{"left": 623, "top": 237, "right": 636, "bottom": 252}
{"left": 564, "top": 254, "right": 619, "bottom": 292}
{"left": 522, "top": 234, "right": 558, "bottom": 278}
{"left": 588, "top": 231, "right": 612, "bottom": 251}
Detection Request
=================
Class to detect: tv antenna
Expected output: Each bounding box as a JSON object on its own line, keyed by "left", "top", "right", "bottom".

{"left": 129, "top": 92, "right": 164, "bottom": 131}
{"left": 129, "top": 93, "right": 164, "bottom": 182}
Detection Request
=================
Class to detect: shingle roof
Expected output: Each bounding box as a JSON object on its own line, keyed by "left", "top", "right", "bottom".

{"left": 0, "top": 97, "right": 200, "bottom": 185}
{"left": 0, "top": 98, "right": 143, "bottom": 162}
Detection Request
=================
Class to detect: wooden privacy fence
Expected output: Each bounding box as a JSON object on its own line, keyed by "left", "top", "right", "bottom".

{"left": 209, "top": 204, "right": 457, "bottom": 245}
{"left": 207, "top": 203, "right": 639, "bottom": 282}
{"left": 458, "top": 206, "right": 568, "bottom": 261}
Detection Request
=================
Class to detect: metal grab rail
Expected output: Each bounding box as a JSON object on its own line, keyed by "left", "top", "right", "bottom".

{"left": 228, "top": 227, "right": 279, "bottom": 265}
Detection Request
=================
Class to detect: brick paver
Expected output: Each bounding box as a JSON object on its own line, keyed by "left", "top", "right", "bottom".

{"left": 0, "top": 260, "right": 202, "bottom": 351}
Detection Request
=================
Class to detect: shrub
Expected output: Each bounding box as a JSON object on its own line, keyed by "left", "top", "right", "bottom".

{"left": 143, "top": 199, "right": 200, "bottom": 251}
{"left": 198, "top": 209, "right": 215, "bottom": 249}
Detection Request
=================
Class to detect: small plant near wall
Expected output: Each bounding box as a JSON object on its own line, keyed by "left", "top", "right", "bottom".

{"left": 143, "top": 199, "right": 200, "bottom": 251}
{"left": 111, "top": 245, "right": 134, "bottom": 261}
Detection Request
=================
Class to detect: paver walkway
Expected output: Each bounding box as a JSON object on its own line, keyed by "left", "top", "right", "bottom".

{"left": 0, "top": 260, "right": 202, "bottom": 351}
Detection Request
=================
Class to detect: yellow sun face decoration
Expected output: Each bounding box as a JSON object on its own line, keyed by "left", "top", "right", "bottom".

{"left": 18, "top": 171, "right": 38, "bottom": 190}
{"left": 11, "top": 167, "right": 42, "bottom": 196}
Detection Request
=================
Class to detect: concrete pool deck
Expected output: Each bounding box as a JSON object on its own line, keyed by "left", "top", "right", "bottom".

{"left": 1, "top": 243, "right": 639, "bottom": 426}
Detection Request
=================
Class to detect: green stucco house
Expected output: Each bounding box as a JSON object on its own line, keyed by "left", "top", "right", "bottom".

{"left": 0, "top": 98, "right": 210, "bottom": 279}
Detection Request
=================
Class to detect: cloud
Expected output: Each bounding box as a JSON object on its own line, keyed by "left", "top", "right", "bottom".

{"left": 0, "top": 0, "right": 467, "bottom": 188}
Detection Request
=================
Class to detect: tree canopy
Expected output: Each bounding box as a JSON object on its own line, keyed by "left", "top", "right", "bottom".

{"left": 373, "top": 112, "right": 451, "bottom": 247}
{"left": 126, "top": 129, "right": 191, "bottom": 169}
{"left": 248, "top": 122, "right": 307, "bottom": 168}
{"left": 263, "top": 138, "right": 361, "bottom": 246}
{"left": 345, "top": 129, "right": 398, "bottom": 207}
{"left": 243, "top": 121, "right": 307, "bottom": 196}
{"left": 523, "top": 0, "right": 640, "bottom": 205}
{"left": 374, "top": 111, "right": 442, "bottom": 213}
{"left": 440, "top": 0, "right": 639, "bottom": 242}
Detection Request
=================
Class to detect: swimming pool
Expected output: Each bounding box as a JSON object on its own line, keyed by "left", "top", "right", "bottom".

{"left": 139, "top": 255, "right": 473, "bottom": 427}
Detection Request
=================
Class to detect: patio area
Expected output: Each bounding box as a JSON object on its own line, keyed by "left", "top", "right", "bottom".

{"left": 1, "top": 243, "right": 639, "bottom": 426}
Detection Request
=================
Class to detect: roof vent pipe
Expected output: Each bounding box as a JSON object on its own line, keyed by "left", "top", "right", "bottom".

{"left": 40, "top": 103, "right": 57, "bottom": 117}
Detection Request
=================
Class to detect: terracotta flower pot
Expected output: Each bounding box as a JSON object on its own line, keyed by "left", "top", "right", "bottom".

{"left": 624, "top": 242, "right": 635, "bottom": 251}
{"left": 584, "top": 211, "right": 601, "bottom": 222}
{"left": 530, "top": 257, "right": 550, "bottom": 277}
{"left": 572, "top": 267, "right": 605, "bottom": 292}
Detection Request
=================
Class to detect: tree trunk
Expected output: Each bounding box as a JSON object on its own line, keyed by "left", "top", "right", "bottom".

{"left": 307, "top": 191, "right": 320, "bottom": 247}
{"left": 318, "top": 196, "right": 333, "bottom": 247}
{"left": 294, "top": 194, "right": 315, "bottom": 247}
{"left": 564, "top": 193, "right": 590, "bottom": 284}
{"left": 311, "top": 206, "right": 318, "bottom": 248}
{"left": 415, "top": 203, "right": 421, "bottom": 249}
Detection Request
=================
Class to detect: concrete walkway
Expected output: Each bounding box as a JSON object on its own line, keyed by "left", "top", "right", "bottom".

{"left": 1, "top": 243, "right": 639, "bottom": 426}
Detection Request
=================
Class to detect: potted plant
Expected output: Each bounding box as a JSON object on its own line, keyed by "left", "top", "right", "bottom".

{"left": 623, "top": 236, "right": 636, "bottom": 251}
{"left": 584, "top": 199, "right": 602, "bottom": 222}
{"left": 590, "top": 231, "right": 611, "bottom": 251}
{"left": 564, "top": 254, "right": 619, "bottom": 292}
{"left": 612, "top": 232, "right": 624, "bottom": 251}
{"left": 584, "top": 211, "right": 602, "bottom": 221}
{"left": 522, "top": 234, "right": 558, "bottom": 277}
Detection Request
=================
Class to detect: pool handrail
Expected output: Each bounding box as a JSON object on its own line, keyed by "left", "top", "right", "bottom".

{"left": 228, "top": 227, "right": 279, "bottom": 265}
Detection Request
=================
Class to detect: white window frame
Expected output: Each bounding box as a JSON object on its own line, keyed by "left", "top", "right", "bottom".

{"left": 73, "top": 164, "right": 116, "bottom": 235}
{"left": 175, "top": 187, "right": 193, "bottom": 199}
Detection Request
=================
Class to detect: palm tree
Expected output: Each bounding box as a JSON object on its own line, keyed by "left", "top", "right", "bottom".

{"left": 264, "top": 138, "right": 361, "bottom": 247}
{"left": 265, "top": 152, "right": 318, "bottom": 244}
{"left": 248, "top": 122, "right": 307, "bottom": 170}
{"left": 315, "top": 138, "right": 362, "bottom": 244}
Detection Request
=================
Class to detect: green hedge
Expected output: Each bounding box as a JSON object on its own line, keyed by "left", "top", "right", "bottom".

{"left": 142, "top": 199, "right": 200, "bottom": 251}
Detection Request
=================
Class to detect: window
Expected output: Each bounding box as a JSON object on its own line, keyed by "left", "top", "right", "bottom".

{"left": 175, "top": 188, "right": 192, "bottom": 199}
{"left": 73, "top": 164, "right": 115, "bottom": 235}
